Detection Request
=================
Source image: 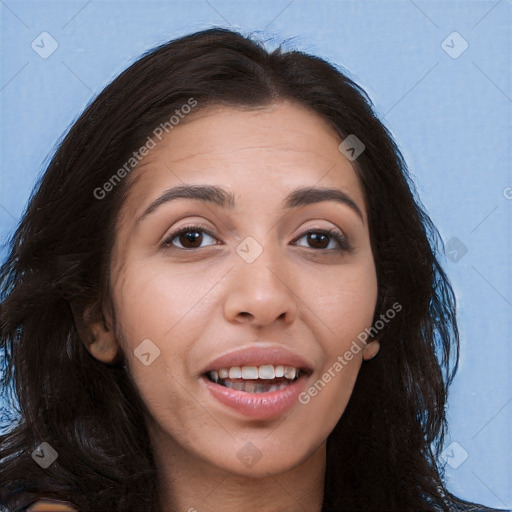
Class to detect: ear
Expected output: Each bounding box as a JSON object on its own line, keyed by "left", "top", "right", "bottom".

{"left": 71, "top": 300, "right": 121, "bottom": 364}
{"left": 362, "top": 339, "right": 380, "bottom": 361}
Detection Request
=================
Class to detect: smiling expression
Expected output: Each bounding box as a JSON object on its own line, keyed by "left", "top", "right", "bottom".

{"left": 103, "top": 101, "right": 378, "bottom": 476}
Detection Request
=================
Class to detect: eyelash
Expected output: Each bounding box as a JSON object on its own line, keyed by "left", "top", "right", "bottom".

{"left": 162, "top": 224, "right": 351, "bottom": 252}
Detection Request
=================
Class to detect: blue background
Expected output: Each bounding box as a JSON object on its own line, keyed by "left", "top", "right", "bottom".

{"left": 1, "top": 0, "right": 510, "bottom": 508}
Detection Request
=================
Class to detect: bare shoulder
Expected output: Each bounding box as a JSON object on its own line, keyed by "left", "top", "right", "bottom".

{"left": 25, "top": 498, "right": 78, "bottom": 511}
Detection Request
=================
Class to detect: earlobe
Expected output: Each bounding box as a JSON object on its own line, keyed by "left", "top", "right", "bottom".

{"left": 86, "top": 323, "right": 120, "bottom": 364}
{"left": 362, "top": 340, "right": 380, "bottom": 361}
{"left": 71, "top": 301, "right": 121, "bottom": 364}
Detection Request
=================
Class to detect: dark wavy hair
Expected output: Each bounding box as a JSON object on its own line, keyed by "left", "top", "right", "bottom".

{"left": 0, "top": 27, "right": 487, "bottom": 511}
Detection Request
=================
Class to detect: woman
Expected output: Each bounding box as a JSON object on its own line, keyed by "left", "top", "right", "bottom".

{"left": 0, "top": 28, "right": 506, "bottom": 512}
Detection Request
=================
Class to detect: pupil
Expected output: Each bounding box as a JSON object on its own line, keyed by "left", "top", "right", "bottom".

{"left": 180, "top": 231, "right": 202, "bottom": 248}
{"left": 308, "top": 233, "right": 328, "bottom": 249}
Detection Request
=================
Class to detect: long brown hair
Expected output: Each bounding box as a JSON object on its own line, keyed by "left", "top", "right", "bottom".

{"left": 1, "top": 28, "right": 478, "bottom": 511}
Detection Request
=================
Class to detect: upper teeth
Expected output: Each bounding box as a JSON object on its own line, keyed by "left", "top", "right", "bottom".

{"left": 209, "top": 365, "right": 299, "bottom": 381}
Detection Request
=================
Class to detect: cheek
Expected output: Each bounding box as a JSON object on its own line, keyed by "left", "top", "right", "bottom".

{"left": 300, "top": 259, "right": 377, "bottom": 410}
{"left": 108, "top": 264, "right": 202, "bottom": 398}
{"left": 110, "top": 265, "right": 210, "bottom": 436}
{"left": 111, "top": 259, "right": 222, "bottom": 351}
{"left": 307, "top": 257, "right": 378, "bottom": 342}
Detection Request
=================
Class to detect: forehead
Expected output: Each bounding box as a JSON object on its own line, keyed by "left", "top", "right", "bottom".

{"left": 118, "top": 101, "right": 366, "bottom": 221}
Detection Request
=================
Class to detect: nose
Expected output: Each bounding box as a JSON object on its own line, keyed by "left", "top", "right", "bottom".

{"left": 222, "top": 242, "right": 299, "bottom": 327}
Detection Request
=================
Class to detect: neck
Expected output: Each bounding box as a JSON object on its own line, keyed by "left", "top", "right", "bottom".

{"left": 151, "top": 429, "right": 326, "bottom": 512}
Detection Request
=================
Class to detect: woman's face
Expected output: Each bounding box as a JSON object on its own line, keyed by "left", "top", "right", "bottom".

{"left": 107, "top": 101, "right": 378, "bottom": 477}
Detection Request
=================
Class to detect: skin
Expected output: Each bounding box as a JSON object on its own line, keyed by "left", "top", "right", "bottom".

{"left": 84, "top": 101, "right": 380, "bottom": 512}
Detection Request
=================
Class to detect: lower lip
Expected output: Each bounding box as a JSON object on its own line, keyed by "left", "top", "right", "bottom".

{"left": 202, "top": 375, "right": 309, "bottom": 420}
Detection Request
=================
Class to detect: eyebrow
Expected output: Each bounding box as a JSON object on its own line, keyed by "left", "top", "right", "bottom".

{"left": 137, "top": 184, "right": 363, "bottom": 223}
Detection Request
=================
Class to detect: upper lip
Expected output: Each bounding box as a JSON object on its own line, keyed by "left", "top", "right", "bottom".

{"left": 200, "top": 346, "right": 314, "bottom": 375}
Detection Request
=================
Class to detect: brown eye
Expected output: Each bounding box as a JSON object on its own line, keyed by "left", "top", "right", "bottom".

{"left": 293, "top": 229, "right": 350, "bottom": 251}
{"left": 163, "top": 226, "right": 219, "bottom": 250}
{"left": 178, "top": 230, "right": 203, "bottom": 248}
{"left": 306, "top": 232, "right": 330, "bottom": 249}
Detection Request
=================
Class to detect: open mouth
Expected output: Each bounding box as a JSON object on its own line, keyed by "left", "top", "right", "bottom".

{"left": 204, "top": 364, "right": 310, "bottom": 394}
